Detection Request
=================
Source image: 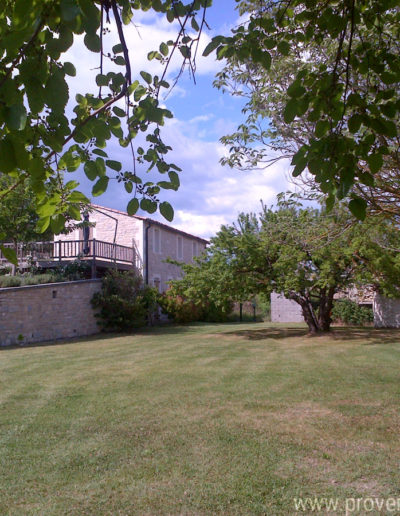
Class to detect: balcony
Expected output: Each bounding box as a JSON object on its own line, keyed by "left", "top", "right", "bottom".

{"left": 0, "top": 239, "right": 140, "bottom": 277}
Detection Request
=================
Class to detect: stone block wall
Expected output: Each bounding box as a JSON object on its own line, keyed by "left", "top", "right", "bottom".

{"left": 270, "top": 292, "right": 304, "bottom": 323}
{"left": 373, "top": 293, "right": 400, "bottom": 328}
{"left": 147, "top": 224, "right": 207, "bottom": 292}
{"left": 0, "top": 280, "right": 102, "bottom": 346}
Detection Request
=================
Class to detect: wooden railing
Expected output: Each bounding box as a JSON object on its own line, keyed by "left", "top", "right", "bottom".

{"left": 0, "top": 239, "right": 136, "bottom": 266}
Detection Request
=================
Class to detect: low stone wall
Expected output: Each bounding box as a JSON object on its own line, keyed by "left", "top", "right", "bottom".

{"left": 373, "top": 293, "right": 400, "bottom": 328}
{"left": 270, "top": 292, "right": 304, "bottom": 323}
{"left": 0, "top": 280, "right": 102, "bottom": 346}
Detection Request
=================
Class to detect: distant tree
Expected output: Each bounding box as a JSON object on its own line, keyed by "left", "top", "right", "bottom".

{"left": 0, "top": 175, "right": 54, "bottom": 264}
{"left": 171, "top": 196, "right": 400, "bottom": 334}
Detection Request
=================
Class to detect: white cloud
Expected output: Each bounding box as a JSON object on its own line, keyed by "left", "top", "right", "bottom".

{"left": 64, "top": 9, "right": 223, "bottom": 105}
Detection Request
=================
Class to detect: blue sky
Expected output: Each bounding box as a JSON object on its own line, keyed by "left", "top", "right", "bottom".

{"left": 66, "top": 1, "right": 292, "bottom": 238}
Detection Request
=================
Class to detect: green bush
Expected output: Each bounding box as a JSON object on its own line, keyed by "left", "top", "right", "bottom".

{"left": 159, "top": 286, "right": 233, "bottom": 323}
{"left": 0, "top": 273, "right": 63, "bottom": 288}
{"left": 0, "top": 276, "right": 22, "bottom": 287}
{"left": 91, "top": 270, "right": 157, "bottom": 331}
{"left": 62, "top": 260, "right": 91, "bottom": 280}
{"left": 332, "top": 299, "right": 373, "bottom": 325}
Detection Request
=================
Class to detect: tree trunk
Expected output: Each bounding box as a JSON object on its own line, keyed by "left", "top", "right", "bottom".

{"left": 289, "top": 290, "right": 334, "bottom": 334}
{"left": 317, "top": 287, "right": 335, "bottom": 332}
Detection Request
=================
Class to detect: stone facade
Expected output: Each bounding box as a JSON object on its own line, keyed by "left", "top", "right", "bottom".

{"left": 270, "top": 292, "right": 304, "bottom": 323}
{"left": 0, "top": 280, "right": 101, "bottom": 346}
{"left": 59, "top": 204, "right": 208, "bottom": 292}
{"left": 373, "top": 293, "right": 400, "bottom": 328}
{"left": 146, "top": 222, "right": 207, "bottom": 292}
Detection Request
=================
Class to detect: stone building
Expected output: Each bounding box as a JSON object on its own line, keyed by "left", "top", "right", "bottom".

{"left": 57, "top": 204, "right": 208, "bottom": 292}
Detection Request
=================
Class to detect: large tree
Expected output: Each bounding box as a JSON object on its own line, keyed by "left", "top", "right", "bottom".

{"left": 204, "top": 0, "right": 400, "bottom": 220}
{"left": 0, "top": 0, "right": 213, "bottom": 262}
{"left": 0, "top": 175, "right": 54, "bottom": 245}
{"left": 172, "top": 198, "right": 400, "bottom": 333}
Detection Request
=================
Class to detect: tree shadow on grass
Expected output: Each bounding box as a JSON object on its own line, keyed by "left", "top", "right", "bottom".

{"left": 223, "top": 325, "right": 400, "bottom": 345}
{"left": 0, "top": 323, "right": 206, "bottom": 351}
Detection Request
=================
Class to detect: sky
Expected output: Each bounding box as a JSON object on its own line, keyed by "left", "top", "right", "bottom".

{"left": 66, "top": 0, "right": 293, "bottom": 238}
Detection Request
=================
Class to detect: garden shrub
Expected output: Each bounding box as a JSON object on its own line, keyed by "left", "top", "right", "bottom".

{"left": 91, "top": 270, "right": 158, "bottom": 331}
{"left": 0, "top": 276, "right": 22, "bottom": 287}
{"left": 159, "top": 285, "right": 233, "bottom": 323}
{"left": 61, "top": 259, "right": 91, "bottom": 280}
{"left": 331, "top": 299, "right": 373, "bottom": 325}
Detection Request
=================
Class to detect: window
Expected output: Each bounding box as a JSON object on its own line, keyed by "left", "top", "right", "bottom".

{"left": 153, "top": 277, "right": 161, "bottom": 292}
{"left": 153, "top": 227, "right": 161, "bottom": 254}
{"left": 192, "top": 241, "right": 197, "bottom": 259}
{"left": 177, "top": 235, "right": 183, "bottom": 260}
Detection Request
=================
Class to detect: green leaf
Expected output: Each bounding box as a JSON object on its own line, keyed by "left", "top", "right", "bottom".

{"left": 124, "top": 182, "right": 133, "bottom": 194}
{"left": 45, "top": 69, "right": 69, "bottom": 112}
{"left": 191, "top": 17, "right": 199, "bottom": 32}
{"left": 5, "top": 104, "right": 27, "bottom": 131}
{"left": 160, "top": 42, "right": 169, "bottom": 56}
{"left": 140, "top": 198, "right": 157, "bottom": 213}
{"left": 160, "top": 201, "right": 174, "bottom": 222}
{"left": 287, "top": 81, "right": 306, "bottom": 98}
{"left": 28, "top": 157, "right": 46, "bottom": 180}
{"left": 315, "top": 120, "right": 330, "bottom": 138}
{"left": 112, "top": 43, "right": 124, "bottom": 54}
{"left": 92, "top": 176, "right": 109, "bottom": 196}
{"left": 106, "top": 160, "right": 122, "bottom": 172}
{"left": 36, "top": 216, "right": 51, "bottom": 233}
{"left": 96, "top": 74, "right": 109, "bottom": 86}
{"left": 292, "top": 156, "right": 307, "bottom": 177}
{"left": 348, "top": 114, "right": 362, "bottom": 134}
{"left": 113, "top": 106, "right": 126, "bottom": 117}
{"left": 283, "top": 98, "right": 298, "bottom": 123}
{"left": 50, "top": 214, "right": 66, "bottom": 234}
{"left": 84, "top": 161, "right": 98, "bottom": 180}
{"left": 180, "top": 46, "right": 191, "bottom": 59}
{"left": 68, "top": 191, "right": 89, "bottom": 203}
{"left": 251, "top": 47, "right": 271, "bottom": 70}
{"left": 84, "top": 32, "right": 101, "bottom": 53}
{"left": 168, "top": 171, "right": 180, "bottom": 187}
{"left": 325, "top": 195, "right": 335, "bottom": 212}
{"left": 0, "top": 246, "right": 18, "bottom": 266}
{"left": 127, "top": 198, "right": 139, "bottom": 215}
{"left": 114, "top": 56, "right": 125, "bottom": 66}
{"left": 348, "top": 198, "right": 367, "bottom": 220}
{"left": 63, "top": 62, "right": 76, "bottom": 77}
{"left": 0, "top": 139, "right": 17, "bottom": 173}
{"left": 277, "top": 40, "right": 290, "bottom": 55}
{"left": 203, "top": 37, "right": 223, "bottom": 57}
{"left": 92, "top": 148, "right": 108, "bottom": 157}
{"left": 60, "top": 0, "right": 80, "bottom": 21}
{"left": 140, "top": 71, "right": 152, "bottom": 84}
{"left": 366, "top": 153, "right": 383, "bottom": 174}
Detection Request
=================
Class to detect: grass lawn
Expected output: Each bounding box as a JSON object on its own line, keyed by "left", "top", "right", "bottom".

{"left": 1, "top": 322, "right": 400, "bottom": 515}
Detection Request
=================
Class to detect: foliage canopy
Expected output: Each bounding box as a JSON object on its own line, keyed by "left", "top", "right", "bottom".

{"left": 205, "top": 0, "right": 400, "bottom": 219}
{"left": 0, "top": 0, "right": 213, "bottom": 262}
{"left": 171, "top": 196, "right": 400, "bottom": 333}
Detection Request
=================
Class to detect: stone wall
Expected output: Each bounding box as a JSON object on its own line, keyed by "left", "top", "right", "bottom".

{"left": 0, "top": 280, "right": 101, "bottom": 346}
{"left": 147, "top": 224, "right": 207, "bottom": 292}
{"left": 270, "top": 292, "right": 304, "bottom": 323}
{"left": 373, "top": 293, "right": 400, "bottom": 328}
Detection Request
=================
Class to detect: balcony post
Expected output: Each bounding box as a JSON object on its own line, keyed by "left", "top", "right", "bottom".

{"left": 91, "top": 238, "right": 96, "bottom": 279}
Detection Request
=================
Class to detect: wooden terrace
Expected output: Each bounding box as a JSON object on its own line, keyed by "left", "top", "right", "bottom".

{"left": 0, "top": 239, "right": 139, "bottom": 278}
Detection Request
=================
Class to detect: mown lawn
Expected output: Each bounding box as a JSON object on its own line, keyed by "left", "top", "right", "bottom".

{"left": 1, "top": 322, "right": 400, "bottom": 515}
